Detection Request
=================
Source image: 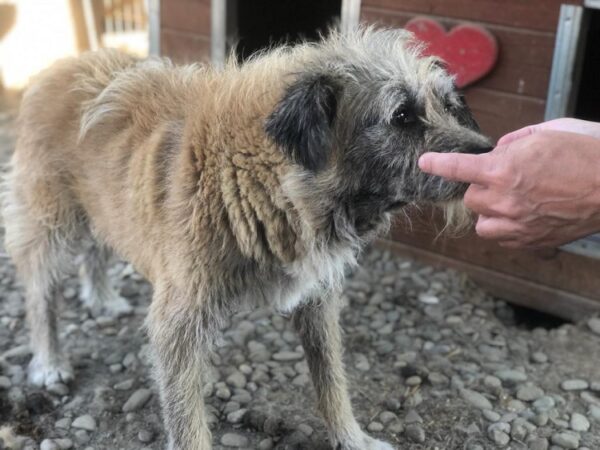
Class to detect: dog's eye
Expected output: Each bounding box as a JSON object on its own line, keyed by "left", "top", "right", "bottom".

{"left": 444, "top": 101, "right": 454, "bottom": 113}
{"left": 391, "top": 107, "right": 416, "bottom": 126}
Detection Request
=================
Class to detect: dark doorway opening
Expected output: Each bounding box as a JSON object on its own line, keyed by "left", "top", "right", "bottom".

{"left": 574, "top": 9, "right": 600, "bottom": 121}
{"left": 228, "top": 0, "right": 342, "bottom": 61}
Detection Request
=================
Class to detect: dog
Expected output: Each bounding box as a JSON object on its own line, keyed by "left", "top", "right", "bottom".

{"left": 2, "top": 28, "right": 491, "bottom": 449}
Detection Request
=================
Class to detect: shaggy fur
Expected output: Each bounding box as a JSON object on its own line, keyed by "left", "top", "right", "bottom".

{"left": 2, "top": 28, "right": 490, "bottom": 449}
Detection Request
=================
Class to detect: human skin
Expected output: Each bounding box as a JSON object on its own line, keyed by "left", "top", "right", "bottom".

{"left": 418, "top": 118, "right": 600, "bottom": 248}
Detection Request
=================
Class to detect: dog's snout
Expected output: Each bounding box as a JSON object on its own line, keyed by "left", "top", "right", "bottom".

{"left": 464, "top": 144, "right": 493, "bottom": 155}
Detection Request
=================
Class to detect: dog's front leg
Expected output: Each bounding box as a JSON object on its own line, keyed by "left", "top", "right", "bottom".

{"left": 292, "top": 296, "right": 395, "bottom": 450}
{"left": 147, "top": 287, "right": 212, "bottom": 450}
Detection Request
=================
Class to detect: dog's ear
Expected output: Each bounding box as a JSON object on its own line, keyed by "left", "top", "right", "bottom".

{"left": 265, "top": 74, "right": 339, "bottom": 172}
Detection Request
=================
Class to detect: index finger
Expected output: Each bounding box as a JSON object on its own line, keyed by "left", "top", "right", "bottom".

{"left": 418, "top": 152, "right": 491, "bottom": 185}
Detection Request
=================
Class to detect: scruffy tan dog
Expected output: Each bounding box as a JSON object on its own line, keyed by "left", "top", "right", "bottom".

{"left": 3, "top": 28, "right": 490, "bottom": 449}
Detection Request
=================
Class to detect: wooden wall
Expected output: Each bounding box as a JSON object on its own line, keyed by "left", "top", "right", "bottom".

{"left": 361, "top": 0, "right": 582, "bottom": 140}
{"left": 160, "top": 0, "right": 211, "bottom": 62}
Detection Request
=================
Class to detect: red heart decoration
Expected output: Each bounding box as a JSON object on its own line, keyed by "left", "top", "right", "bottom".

{"left": 405, "top": 17, "right": 498, "bottom": 88}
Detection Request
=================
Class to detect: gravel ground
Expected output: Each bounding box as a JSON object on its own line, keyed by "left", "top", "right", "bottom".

{"left": 1, "top": 102, "right": 600, "bottom": 450}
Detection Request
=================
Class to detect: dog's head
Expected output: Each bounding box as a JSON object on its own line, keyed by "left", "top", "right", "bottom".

{"left": 266, "top": 28, "right": 491, "bottom": 234}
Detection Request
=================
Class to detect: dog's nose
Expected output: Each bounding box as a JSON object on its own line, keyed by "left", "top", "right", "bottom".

{"left": 465, "top": 145, "right": 494, "bottom": 155}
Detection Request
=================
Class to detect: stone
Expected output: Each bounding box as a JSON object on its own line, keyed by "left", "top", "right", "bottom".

{"left": 114, "top": 379, "right": 135, "bottom": 391}
{"left": 495, "top": 369, "right": 527, "bottom": 384}
{"left": 550, "top": 432, "right": 579, "bottom": 449}
{"left": 560, "top": 379, "right": 589, "bottom": 391}
{"left": 0, "top": 376, "right": 11, "bottom": 389}
{"left": 483, "top": 410, "right": 501, "bottom": 422}
{"left": 516, "top": 385, "right": 544, "bottom": 402}
{"left": 137, "top": 430, "right": 153, "bottom": 443}
{"left": 227, "top": 409, "right": 247, "bottom": 424}
{"left": 122, "top": 388, "right": 152, "bottom": 412}
{"left": 528, "top": 437, "right": 549, "bottom": 450}
{"left": 220, "top": 433, "right": 249, "bottom": 447}
{"left": 487, "top": 427, "right": 510, "bottom": 447}
{"left": 272, "top": 351, "right": 303, "bottom": 362}
{"left": 531, "top": 352, "right": 548, "bottom": 363}
{"left": 533, "top": 396, "right": 556, "bottom": 413}
{"left": 354, "top": 353, "right": 370, "bottom": 372}
{"left": 258, "top": 438, "right": 274, "bottom": 450}
{"left": 379, "top": 411, "right": 398, "bottom": 425}
{"left": 460, "top": 388, "right": 493, "bottom": 410}
{"left": 40, "top": 439, "right": 59, "bottom": 450}
{"left": 405, "top": 423, "right": 425, "bottom": 443}
{"left": 587, "top": 317, "right": 600, "bottom": 335}
{"left": 72, "top": 415, "right": 96, "bottom": 432}
{"left": 53, "top": 418, "right": 72, "bottom": 431}
{"left": 226, "top": 371, "right": 246, "bottom": 389}
{"left": 367, "top": 421, "right": 384, "bottom": 432}
{"left": 484, "top": 375, "right": 502, "bottom": 389}
{"left": 47, "top": 383, "right": 69, "bottom": 396}
{"left": 569, "top": 412, "right": 589, "bottom": 431}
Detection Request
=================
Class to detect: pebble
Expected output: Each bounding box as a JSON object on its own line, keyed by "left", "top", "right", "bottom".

{"left": 258, "top": 438, "right": 274, "bottom": 450}
{"left": 404, "top": 423, "right": 425, "bottom": 443}
{"left": 587, "top": 317, "right": 600, "bottom": 335}
{"left": 0, "top": 376, "right": 11, "bottom": 389}
{"left": 528, "top": 437, "right": 549, "bottom": 450}
{"left": 71, "top": 415, "right": 96, "bottom": 432}
{"left": 220, "top": 433, "right": 250, "bottom": 447}
{"left": 354, "top": 353, "right": 370, "bottom": 372}
{"left": 495, "top": 369, "right": 527, "bottom": 383}
{"left": 516, "top": 385, "right": 544, "bottom": 402}
{"left": 532, "top": 351, "right": 549, "bottom": 363}
{"left": 534, "top": 396, "right": 556, "bottom": 412}
{"left": 483, "top": 375, "right": 502, "bottom": 389}
{"left": 226, "top": 371, "right": 246, "bottom": 389}
{"left": 487, "top": 426, "right": 510, "bottom": 447}
{"left": 405, "top": 375, "right": 422, "bottom": 386}
{"left": 55, "top": 418, "right": 71, "bottom": 429}
{"left": 227, "top": 408, "right": 247, "bottom": 424}
{"left": 460, "top": 388, "right": 493, "bottom": 410}
{"left": 137, "top": 430, "right": 153, "bottom": 443}
{"left": 272, "top": 351, "right": 303, "bottom": 361}
{"left": 40, "top": 440, "right": 59, "bottom": 450}
{"left": 122, "top": 388, "right": 152, "bottom": 412}
{"left": 569, "top": 412, "right": 589, "bottom": 431}
{"left": 550, "top": 431, "right": 579, "bottom": 449}
{"left": 483, "top": 410, "right": 501, "bottom": 422}
{"left": 367, "top": 421, "right": 384, "bottom": 432}
{"left": 114, "top": 379, "right": 135, "bottom": 390}
{"left": 560, "top": 379, "right": 589, "bottom": 391}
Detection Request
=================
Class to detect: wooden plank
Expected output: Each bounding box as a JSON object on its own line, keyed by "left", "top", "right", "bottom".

{"left": 161, "top": 0, "right": 211, "bottom": 35}
{"left": 376, "top": 238, "right": 600, "bottom": 321}
{"left": 361, "top": 9, "right": 556, "bottom": 98}
{"left": 160, "top": 28, "right": 211, "bottom": 63}
{"left": 465, "top": 88, "right": 546, "bottom": 141}
{"left": 361, "top": 0, "right": 583, "bottom": 32}
{"left": 389, "top": 215, "right": 600, "bottom": 301}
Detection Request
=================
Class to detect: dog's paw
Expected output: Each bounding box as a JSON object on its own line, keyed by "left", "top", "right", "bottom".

{"left": 336, "top": 434, "right": 395, "bottom": 450}
{"left": 27, "top": 357, "right": 74, "bottom": 387}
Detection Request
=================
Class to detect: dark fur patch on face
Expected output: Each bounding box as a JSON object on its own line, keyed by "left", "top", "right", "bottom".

{"left": 265, "top": 74, "right": 339, "bottom": 172}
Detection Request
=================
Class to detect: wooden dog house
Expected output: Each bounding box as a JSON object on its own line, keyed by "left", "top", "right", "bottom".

{"left": 153, "top": 0, "right": 600, "bottom": 321}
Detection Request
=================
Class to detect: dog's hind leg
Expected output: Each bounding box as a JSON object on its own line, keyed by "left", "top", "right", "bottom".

{"left": 147, "top": 286, "right": 213, "bottom": 450}
{"left": 293, "top": 296, "right": 395, "bottom": 450}
{"left": 79, "top": 243, "right": 132, "bottom": 317}
{"left": 3, "top": 191, "right": 78, "bottom": 387}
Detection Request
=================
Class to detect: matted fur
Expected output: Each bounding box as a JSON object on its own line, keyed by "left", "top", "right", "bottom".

{"left": 2, "top": 27, "right": 490, "bottom": 450}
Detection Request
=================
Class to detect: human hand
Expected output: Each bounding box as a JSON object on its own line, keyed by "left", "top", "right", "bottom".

{"left": 498, "top": 117, "right": 600, "bottom": 144}
{"left": 418, "top": 128, "right": 600, "bottom": 248}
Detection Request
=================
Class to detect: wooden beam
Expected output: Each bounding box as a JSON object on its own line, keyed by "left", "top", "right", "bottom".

{"left": 376, "top": 238, "right": 600, "bottom": 322}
